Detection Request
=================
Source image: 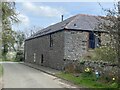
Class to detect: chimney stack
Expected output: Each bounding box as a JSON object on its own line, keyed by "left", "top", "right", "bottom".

{"left": 61, "top": 15, "right": 64, "bottom": 22}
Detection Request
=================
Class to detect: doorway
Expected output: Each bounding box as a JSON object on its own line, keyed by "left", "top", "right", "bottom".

{"left": 41, "top": 54, "right": 44, "bottom": 63}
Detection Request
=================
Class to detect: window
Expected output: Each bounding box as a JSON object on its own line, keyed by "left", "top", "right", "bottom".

{"left": 74, "top": 23, "right": 77, "bottom": 27}
{"left": 33, "top": 53, "right": 36, "bottom": 63}
{"left": 89, "top": 32, "right": 95, "bottom": 49}
{"left": 89, "top": 32, "right": 101, "bottom": 49}
{"left": 50, "top": 34, "right": 53, "bottom": 47}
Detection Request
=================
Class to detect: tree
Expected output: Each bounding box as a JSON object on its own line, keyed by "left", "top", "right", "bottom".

{"left": 97, "top": 2, "right": 120, "bottom": 61}
{"left": 117, "top": 1, "right": 120, "bottom": 88}
{"left": 98, "top": 2, "right": 120, "bottom": 87}
{"left": 1, "top": 2, "right": 19, "bottom": 60}
{"left": 16, "top": 31, "right": 25, "bottom": 51}
{"left": 14, "top": 31, "right": 25, "bottom": 61}
{"left": 23, "top": 26, "right": 43, "bottom": 38}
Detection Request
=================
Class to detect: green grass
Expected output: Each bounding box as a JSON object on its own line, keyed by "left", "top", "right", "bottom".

{"left": 56, "top": 72, "right": 118, "bottom": 89}
{"left": 0, "top": 58, "right": 2, "bottom": 62}
{"left": 0, "top": 64, "right": 3, "bottom": 77}
{"left": 1, "top": 58, "right": 19, "bottom": 62}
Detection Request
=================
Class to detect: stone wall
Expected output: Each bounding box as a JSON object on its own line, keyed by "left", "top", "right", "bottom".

{"left": 25, "top": 30, "right": 90, "bottom": 70}
{"left": 65, "top": 60, "right": 119, "bottom": 81}
{"left": 25, "top": 31, "right": 65, "bottom": 70}
{"left": 101, "top": 33, "right": 110, "bottom": 45}
{"left": 82, "top": 60, "right": 118, "bottom": 81}
{"left": 25, "top": 30, "right": 111, "bottom": 71}
{"left": 64, "top": 30, "right": 88, "bottom": 60}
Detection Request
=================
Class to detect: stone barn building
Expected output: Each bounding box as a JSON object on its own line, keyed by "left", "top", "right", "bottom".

{"left": 24, "top": 14, "right": 107, "bottom": 70}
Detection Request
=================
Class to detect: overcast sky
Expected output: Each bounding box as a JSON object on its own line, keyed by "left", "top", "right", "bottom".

{"left": 13, "top": 2, "right": 116, "bottom": 33}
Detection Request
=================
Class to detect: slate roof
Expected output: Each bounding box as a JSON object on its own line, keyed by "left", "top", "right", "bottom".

{"left": 26, "top": 14, "right": 106, "bottom": 40}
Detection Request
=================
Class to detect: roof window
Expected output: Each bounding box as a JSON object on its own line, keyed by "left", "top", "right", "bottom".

{"left": 74, "top": 24, "right": 77, "bottom": 27}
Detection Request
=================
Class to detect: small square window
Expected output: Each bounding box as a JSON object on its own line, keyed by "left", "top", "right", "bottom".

{"left": 74, "top": 24, "right": 77, "bottom": 26}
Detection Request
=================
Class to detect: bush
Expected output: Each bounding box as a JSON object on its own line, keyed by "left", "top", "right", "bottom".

{"left": 91, "top": 46, "right": 117, "bottom": 63}
{"left": 64, "top": 63, "right": 76, "bottom": 73}
{"left": 15, "top": 50, "right": 24, "bottom": 62}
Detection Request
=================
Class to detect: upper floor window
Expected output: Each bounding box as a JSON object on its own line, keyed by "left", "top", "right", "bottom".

{"left": 89, "top": 32, "right": 101, "bottom": 49}
{"left": 50, "top": 34, "right": 53, "bottom": 47}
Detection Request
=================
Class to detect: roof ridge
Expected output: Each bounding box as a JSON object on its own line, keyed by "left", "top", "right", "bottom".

{"left": 78, "top": 14, "right": 98, "bottom": 17}
{"left": 65, "top": 14, "right": 100, "bottom": 29}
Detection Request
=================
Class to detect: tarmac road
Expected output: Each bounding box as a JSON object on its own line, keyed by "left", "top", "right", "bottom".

{"left": 2, "top": 62, "right": 76, "bottom": 88}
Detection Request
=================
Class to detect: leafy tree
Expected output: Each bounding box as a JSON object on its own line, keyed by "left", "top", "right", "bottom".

{"left": 1, "top": 2, "right": 19, "bottom": 60}
{"left": 97, "top": 2, "right": 120, "bottom": 87}
{"left": 16, "top": 31, "right": 25, "bottom": 51}
{"left": 95, "top": 2, "right": 120, "bottom": 63}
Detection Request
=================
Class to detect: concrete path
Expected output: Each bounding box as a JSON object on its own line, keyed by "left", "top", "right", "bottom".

{"left": 2, "top": 62, "right": 77, "bottom": 88}
{"left": 0, "top": 78, "right": 3, "bottom": 89}
{"left": 22, "top": 62, "right": 60, "bottom": 76}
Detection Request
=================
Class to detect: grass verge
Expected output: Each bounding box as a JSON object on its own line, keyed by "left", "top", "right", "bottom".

{"left": 0, "top": 64, "right": 3, "bottom": 78}
{"left": 56, "top": 72, "right": 118, "bottom": 89}
{"left": 0, "top": 59, "right": 2, "bottom": 62}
